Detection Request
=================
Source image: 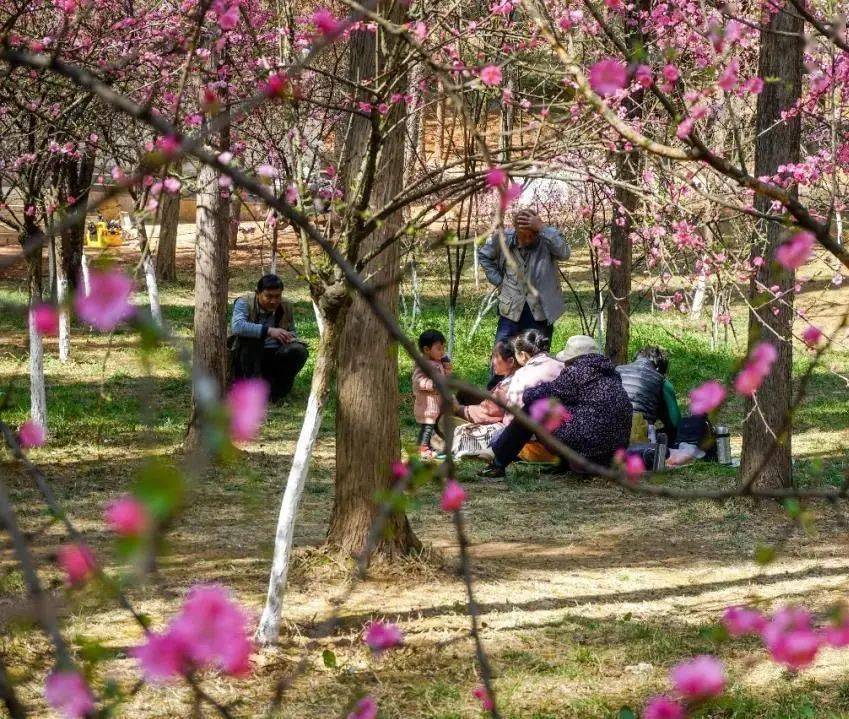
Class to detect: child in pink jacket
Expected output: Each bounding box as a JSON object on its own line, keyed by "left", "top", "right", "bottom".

{"left": 413, "top": 329, "right": 451, "bottom": 458}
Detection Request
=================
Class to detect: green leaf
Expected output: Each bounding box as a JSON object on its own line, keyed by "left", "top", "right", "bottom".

{"left": 618, "top": 708, "right": 637, "bottom": 719}
{"left": 133, "top": 458, "right": 185, "bottom": 520}
{"left": 322, "top": 649, "right": 337, "bottom": 669}
{"left": 754, "top": 544, "right": 777, "bottom": 565}
{"left": 700, "top": 625, "right": 729, "bottom": 643}
{"left": 783, "top": 498, "right": 802, "bottom": 519}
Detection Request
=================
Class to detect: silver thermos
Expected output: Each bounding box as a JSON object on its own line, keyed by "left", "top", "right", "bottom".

{"left": 715, "top": 425, "right": 732, "bottom": 465}
{"left": 653, "top": 432, "right": 668, "bottom": 472}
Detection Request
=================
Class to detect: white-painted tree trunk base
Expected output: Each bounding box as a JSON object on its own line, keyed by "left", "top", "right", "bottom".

{"left": 255, "top": 388, "right": 325, "bottom": 645}
{"left": 57, "top": 278, "right": 70, "bottom": 363}
{"left": 690, "top": 269, "right": 708, "bottom": 321}
{"left": 80, "top": 253, "right": 91, "bottom": 297}
{"left": 312, "top": 301, "right": 324, "bottom": 338}
{"left": 143, "top": 254, "right": 163, "bottom": 327}
{"left": 28, "top": 312, "right": 47, "bottom": 430}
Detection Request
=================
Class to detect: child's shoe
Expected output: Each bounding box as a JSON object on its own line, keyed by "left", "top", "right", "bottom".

{"left": 419, "top": 445, "right": 436, "bottom": 461}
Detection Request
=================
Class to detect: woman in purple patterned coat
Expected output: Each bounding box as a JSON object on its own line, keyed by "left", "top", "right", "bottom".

{"left": 478, "top": 335, "right": 633, "bottom": 478}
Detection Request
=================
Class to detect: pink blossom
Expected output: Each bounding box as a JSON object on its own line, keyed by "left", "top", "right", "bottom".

{"left": 676, "top": 117, "right": 694, "bottom": 140}
{"left": 262, "top": 72, "right": 290, "bottom": 99}
{"left": 761, "top": 607, "right": 821, "bottom": 670}
{"left": 722, "top": 606, "right": 767, "bottom": 637}
{"left": 312, "top": 8, "right": 341, "bottom": 38}
{"left": 662, "top": 64, "right": 680, "bottom": 83}
{"left": 390, "top": 460, "right": 410, "bottom": 481}
{"left": 588, "top": 59, "right": 628, "bottom": 96}
{"left": 486, "top": 167, "right": 507, "bottom": 188}
{"left": 44, "top": 671, "right": 94, "bottom": 719}
{"left": 135, "top": 585, "right": 252, "bottom": 681}
{"left": 411, "top": 21, "right": 427, "bottom": 41}
{"left": 217, "top": 4, "right": 239, "bottom": 30}
{"left": 802, "top": 325, "right": 822, "bottom": 348}
{"left": 54, "top": 0, "right": 79, "bottom": 13}
{"left": 163, "top": 177, "right": 181, "bottom": 194}
{"left": 363, "top": 621, "right": 403, "bottom": 653}
{"left": 734, "top": 342, "right": 778, "bottom": 396}
{"left": 285, "top": 184, "right": 298, "bottom": 204}
{"left": 347, "top": 696, "right": 377, "bottom": 719}
{"left": 644, "top": 696, "right": 685, "bottom": 719}
{"left": 58, "top": 543, "right": 96, "bottom": 587}
{"left": 257, "top": 164, "right": 278, "bottom": 179}
{"left": 529, "top": 398, "right": 572, "bottom": 432}
{"left": 480, "top": 64, "right": 503, "bottom": 86}
{"left": 717, "top": 59, "right": 738, "bottom": 91}
{"left": 823, "top": 620, "right": 849, "bottom": 648}
{"left": 614, "top": 448, "right": 644, "bottom": 482}
{"left": 500, "top": 182, "right": 523, "bottom": 210}
{"left": 635, "top": 64, "right": 653, "bottom": 88}
{"left": 133, "top": 630, "right": 189, "bottom": 681}
{"left": 226, "top": 379, "right": 269, "bottom": 442}
{"left": 104, "top": 496, "right": 149, "bottom": 536}
{"left": 172, "top": 585, "right": 253, "bottom": 675}
{"left": 766, "top": 628, "right": 821, "bottom": 669}
{"left": 473, "top": 685, "right": 495, "bottom": 711}
{"left": 741, "top": 77, "right": 764, "bottom": 95}
{"left": 157, "top": 135, "right": 180, "bottom": 159}
{"left": 775, "top": 230, "right": 815, "bottom": 270}
{"left": 74, "top": 270, "right": 135, "bottom": 331}
{"left": 440, "top": 479, "right": 466, "bottom": 512}
{"left": 734, "top": 365, "right": 764, "bottom": 396}
{"left": 18, "top": 419, "right": 46, "bottom": 448}
{"left": 689, "top": 381, "right": 726, "bottom": 415}
{"left": 670, "top": 655, "right": 726, "bottom": 699}
{"left": 32, "top": 304, "right": 59, "bottom": 335}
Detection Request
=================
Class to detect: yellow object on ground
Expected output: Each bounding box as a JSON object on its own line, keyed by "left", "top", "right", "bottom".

{"left": 85, "top": 221, "right": 123, "bottom": 248}
{"left": 518, "top": 441, "right": 558, "bottom": 464}
{"left": 630, "top": 411, "right": 649, "bottom": 444}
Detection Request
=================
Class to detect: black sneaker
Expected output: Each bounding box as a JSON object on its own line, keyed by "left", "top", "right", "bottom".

{"left": 477, "top": 464, "right": 506, "bottom": 479}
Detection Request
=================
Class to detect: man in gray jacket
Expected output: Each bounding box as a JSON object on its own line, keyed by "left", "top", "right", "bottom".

{"left": 228, "top": 274, "right": 308, "bottom": 402}
{"left": 478, "top": 208, "right": 570, "bottom": 351}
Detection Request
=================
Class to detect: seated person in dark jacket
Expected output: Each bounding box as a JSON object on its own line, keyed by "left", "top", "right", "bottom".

{"left": 615, "top": 346, "right": 681, "bottom": 444}
{"left": 228, "top": 274, "right": 308, "bottom": 402}
{"left": 478, "top": 335, "right": 633, "bottom": 478}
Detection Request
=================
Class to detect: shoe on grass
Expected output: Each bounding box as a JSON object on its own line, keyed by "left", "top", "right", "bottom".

{"left": 477, "top": 464, "right": 506, "bottom": 479}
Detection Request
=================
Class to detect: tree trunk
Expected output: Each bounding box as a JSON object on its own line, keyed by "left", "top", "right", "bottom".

{"left": 62, "top": 153, "right": 95, "bottom": 291}
{"left": 50, "top": 214, "right": 71, "bottom": 362}
{"left": 24, "top": 225, "right": 46, "bottom": 429}
{"left": 155, "top": 185, "right": 180, "bottom": 282}
{"left": 327, "top": 5, "right": 419, "bottom": 558}
{"left": 56, "top": 260, "right": 71, "bottom": 363}
{"left": 740, "top": 6, "right": 803, "bottom": 490}
{"left": 124, "top": 215, "right": 163, "bottom": 327}
{"left": 255, "top": 314, "right": 341, "bottom": 645}
{"left": 228, "top": 192, "right": 240, "bottom": 251}
{"left": 185, "top": 161, "right": 231, "bottom": 450}
{"left": 270, "top": 221, "right": 279, "bottom": 275}
{"left": 604, "top": 1, "right": 648, "bottom": 365}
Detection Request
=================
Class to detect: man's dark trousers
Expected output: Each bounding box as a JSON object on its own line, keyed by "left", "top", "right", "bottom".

{"left": 237, "top": 341, "right": 308, "bottom": 401}
{"left": 494, "top": 302, "right": 554, "bottom": 348}
{"left": 490, "top": 302, "right": 554, "bottom": 382}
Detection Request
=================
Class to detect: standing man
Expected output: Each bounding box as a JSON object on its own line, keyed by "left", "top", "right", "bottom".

{"left": 478, "top": 207, "right": 570, "bottom": 351}
{"left": 227, "top": 274, "right": 308, "bottom": 403}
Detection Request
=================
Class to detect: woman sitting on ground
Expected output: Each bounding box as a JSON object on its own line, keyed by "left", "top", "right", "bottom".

{"left": 500, "top": 329, "right": 563, "bottom": 423}
{"left": 478, "top": 334, "right": 632, "bottom": 478}
{"left": 445, "top": 340, "right": 518, "bottom": 459}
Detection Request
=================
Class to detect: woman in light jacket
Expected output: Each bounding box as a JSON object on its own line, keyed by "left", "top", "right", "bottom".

{"left": 501, "top": 329, "right": 563, "bottom": 426}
